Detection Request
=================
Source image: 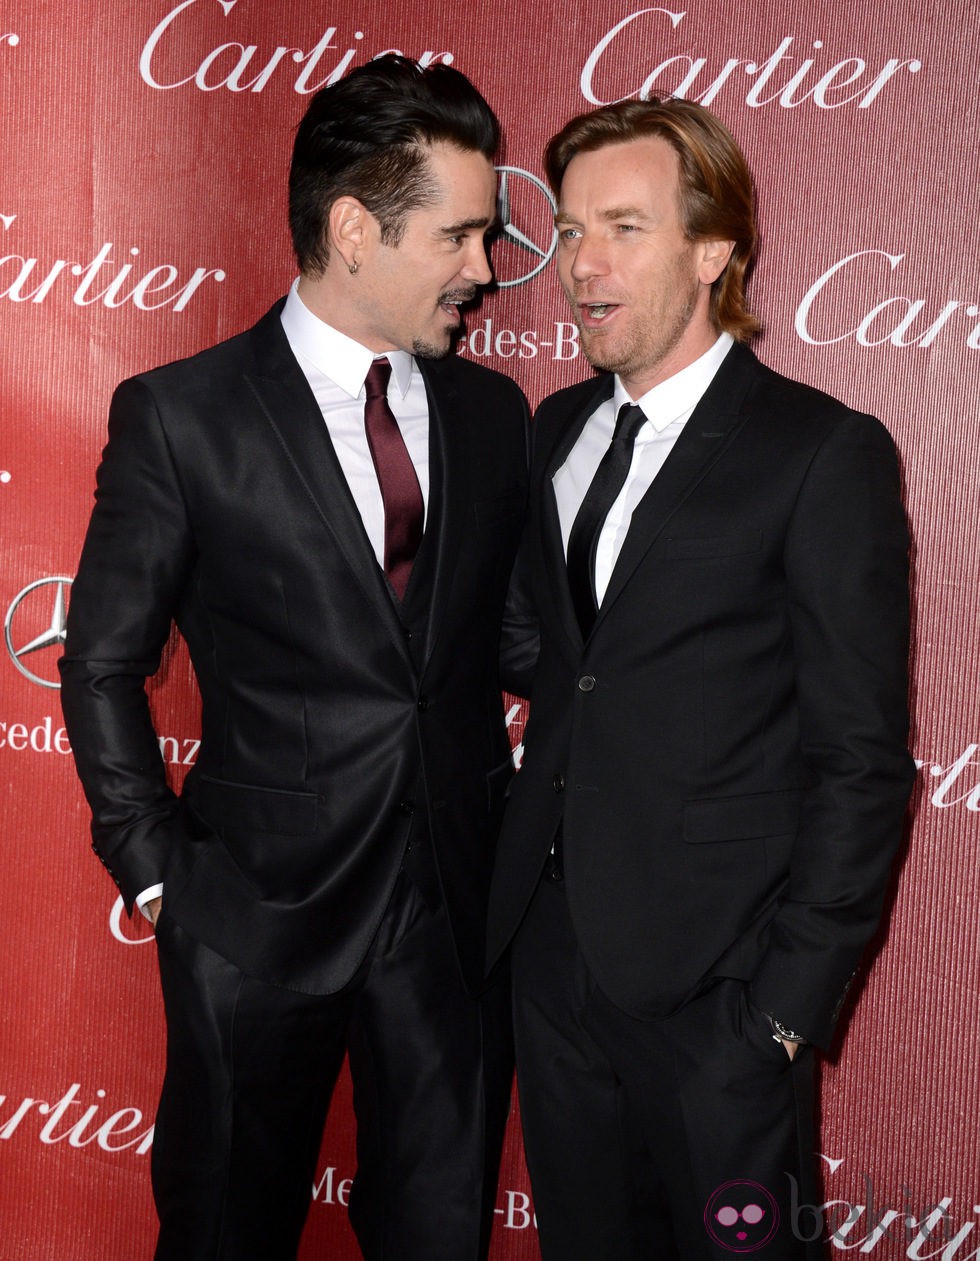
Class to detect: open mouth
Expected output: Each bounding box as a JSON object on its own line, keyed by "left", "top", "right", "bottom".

{"left": 580, "top": 301, "right": 620, "bottom": 325}
{"left": 440, "top": 289, "right": 476, "bottom": 323}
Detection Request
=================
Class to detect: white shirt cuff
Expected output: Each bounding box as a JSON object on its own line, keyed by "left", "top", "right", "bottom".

{"left": 135, "top": 884, "right": 164, "bottom": 921}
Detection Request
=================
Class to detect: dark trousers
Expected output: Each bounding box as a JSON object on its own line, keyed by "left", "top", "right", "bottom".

{"left": 151, "top": 869, "right": 512, "bottom": 1261}
{"left": 511, "top": 877, "right": 823, "bottom": 1261}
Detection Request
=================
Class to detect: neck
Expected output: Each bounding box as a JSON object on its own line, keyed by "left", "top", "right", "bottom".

{"left": 620, "top": 317, "right": 719, "bottom": 399}
{"left": 296, "top": 271, "right": 395, "bottom": 353}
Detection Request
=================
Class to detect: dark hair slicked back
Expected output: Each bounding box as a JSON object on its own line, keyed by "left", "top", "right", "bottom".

{"left": 289, "top": 55, "right": 500, "bottom": 275}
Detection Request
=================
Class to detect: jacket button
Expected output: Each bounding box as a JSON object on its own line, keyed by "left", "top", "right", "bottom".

{"left": 417, "top": 696, "right": 429, "bottom": 710}
{"left": 578, "top": 675, "right": 596, "bottom": 692}
{"left": 552, "top": 774, "right": 565, "bottom": 793}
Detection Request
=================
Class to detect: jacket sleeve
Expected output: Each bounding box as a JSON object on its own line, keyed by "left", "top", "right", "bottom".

{"left": 60, "top": 376, "right": 195, "bottom": 909}
{"left": 748, "top": 411, "right": 915, "bottom": 1050}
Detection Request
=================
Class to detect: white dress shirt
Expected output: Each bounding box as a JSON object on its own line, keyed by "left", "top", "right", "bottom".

{"left": 137, "top": 281, "right": 430, "bottom": 917}
{"left": 280, "top": 277, "right": 431, "bottom": 555}
{"left": 553, "top": 333, "right": 733, "bottom": 604}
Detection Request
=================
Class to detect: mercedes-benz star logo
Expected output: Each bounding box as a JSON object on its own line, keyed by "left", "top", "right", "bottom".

{"left": 493, "top": 166, "right": 558, "bottom": 288}
{"left": 4, "top": 576, "right": 72, "bottom": 689}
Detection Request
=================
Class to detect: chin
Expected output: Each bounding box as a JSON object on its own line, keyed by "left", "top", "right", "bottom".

{"left": 572, "top": 325, "right": 610, "bottom": 365}
{"left": 412, "top": 330, "right": 455, "bottom": 360}
{"left": 579, "top": 334, "right": 621, "bottom": 374}
{"left": 582, "top": 324, "right": 644, "bottom": 377}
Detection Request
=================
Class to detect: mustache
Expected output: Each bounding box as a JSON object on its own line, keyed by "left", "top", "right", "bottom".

{"left": 569, "top": 288, "right": 621, "bottom": 303}
{"left": 439, "top": 287, "right": 478, "bottom": 305}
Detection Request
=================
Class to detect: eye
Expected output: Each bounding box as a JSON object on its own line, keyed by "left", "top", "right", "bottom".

{"left": 716, "top": 1207, "right": 739, "bottom": 1227}
{"left": 558, "top": 227, "right": 581, "bottom": 242}
{"left": 743, "top": 1205, "right": 765, "bottom": 1224}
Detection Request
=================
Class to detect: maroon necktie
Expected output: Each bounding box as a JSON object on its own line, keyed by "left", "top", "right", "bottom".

{"left": 363, "top": 358, "right": 424, "bottom": 601}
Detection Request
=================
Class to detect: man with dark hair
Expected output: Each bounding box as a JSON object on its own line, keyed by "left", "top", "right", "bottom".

{"left": 488, "top": 97, "right": 914, "bottom": 1259}
{"left": 61, "top": 55, "right": 526, "bottom": 1261}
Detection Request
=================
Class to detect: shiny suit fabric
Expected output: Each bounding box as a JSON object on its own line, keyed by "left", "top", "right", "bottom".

{"left": 61, "top": 300, "right": 529, "bottom": 1257}
{"left": 488, "top": 343, "right": 914, "bottom": 1258}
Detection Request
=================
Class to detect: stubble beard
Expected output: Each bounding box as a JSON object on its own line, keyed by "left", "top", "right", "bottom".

{"left": 575, "top": 280, "right": 699, "bottom": 380}
{"left": 412, "top": 286, "right": 478, "bottom": 360}
{"left": 411, "top": 334, "right": 451, "bottom": 360}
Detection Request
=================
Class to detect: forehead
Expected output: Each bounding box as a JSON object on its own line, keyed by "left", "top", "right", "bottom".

{"left": 559, "top": 135, "right": 682, "bottom": 214}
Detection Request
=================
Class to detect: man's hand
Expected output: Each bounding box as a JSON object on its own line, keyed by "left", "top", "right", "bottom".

{"left": 147, "top": 896, "right": 163, "bottom": 928}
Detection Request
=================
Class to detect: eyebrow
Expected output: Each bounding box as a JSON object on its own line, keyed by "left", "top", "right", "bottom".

{"left": 438, "top": 216, "right": 496, "bottom": 235}
{"left": 555, "top": 206, "right": 650, "bottom": 225}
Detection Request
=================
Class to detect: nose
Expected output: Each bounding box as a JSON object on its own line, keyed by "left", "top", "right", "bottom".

{"left": 567, "top": 232, "right": 609, "bottom": 283}
{"left": 460, "top": 237, "right": 493, "bottom": 287}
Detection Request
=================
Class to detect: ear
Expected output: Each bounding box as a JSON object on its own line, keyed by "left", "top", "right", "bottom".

{"left": 327, "top": 195, "right": 372, "bottom": 271}
{"left": 698, "top": 238, "right": 735, "bottom": 286}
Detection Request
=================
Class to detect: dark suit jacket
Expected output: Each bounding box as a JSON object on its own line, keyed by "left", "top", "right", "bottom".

{"left": 61, "top": 301, "right": 529, "bottom": 997}
{"left": 488, "top": 343, "right": 914, "bottom": 1050}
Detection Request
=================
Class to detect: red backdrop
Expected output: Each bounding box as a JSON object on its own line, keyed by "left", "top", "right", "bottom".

{"left": 2, "top": 3, "right": 977, "bottom": 1258}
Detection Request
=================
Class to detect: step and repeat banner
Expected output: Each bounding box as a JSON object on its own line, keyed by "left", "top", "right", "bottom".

{"left": 1, "top": 3, "right": 978, "bottom": 1258}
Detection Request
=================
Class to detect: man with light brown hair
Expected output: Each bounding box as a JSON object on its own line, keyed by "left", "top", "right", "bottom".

{"left": 489, "top": 97, "right": 913, "bottom": 1259}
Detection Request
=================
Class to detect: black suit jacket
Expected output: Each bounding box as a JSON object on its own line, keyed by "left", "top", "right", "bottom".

{"left": 488, "top": 344, "right": 914, "bottom": 1050}
{"left": 61, "top": 301, "right": 529, "bottom": 996}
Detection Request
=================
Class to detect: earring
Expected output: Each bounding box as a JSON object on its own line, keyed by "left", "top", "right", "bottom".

{"left": 348, "top": 259, "right": 359, "bottom": 276}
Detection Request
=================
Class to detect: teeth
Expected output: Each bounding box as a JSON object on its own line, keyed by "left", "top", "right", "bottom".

{"left": 588, "top": 304, "right": 610, "bottom": 317}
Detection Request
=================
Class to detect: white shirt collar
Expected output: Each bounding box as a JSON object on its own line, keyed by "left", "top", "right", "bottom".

{"left": 281, "top": 278, "right": 415, "bottom": 400}
{"left": 613, "top": 332, "right": 734, "bottom": 432}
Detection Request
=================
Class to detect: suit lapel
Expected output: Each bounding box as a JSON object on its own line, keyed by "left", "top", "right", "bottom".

{"left": 542, "top": 377, "right": 615, "bottom": 482}
{"left": 416, "top": 357, "right": 470, "bottom": 667}
{"left": 242, "top": 303, "right": 412, "bottom": 664}
{"left": 594, "top": 343, "right": 758, "bottom": 629}
{"left": 539, "top": 376, "right": 614, "bottom": 655}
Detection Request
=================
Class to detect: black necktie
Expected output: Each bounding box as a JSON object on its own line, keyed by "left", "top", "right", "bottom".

{"left": 363, "top": 358, "right": 424, "bottom": 601}
{"left": 566, "top": 403, "right": 647, "bottom": 636}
